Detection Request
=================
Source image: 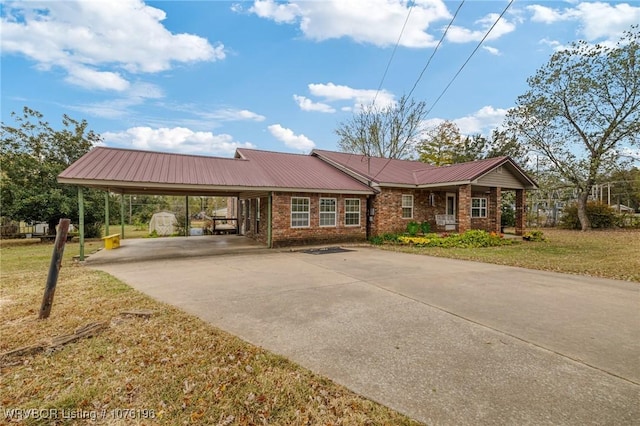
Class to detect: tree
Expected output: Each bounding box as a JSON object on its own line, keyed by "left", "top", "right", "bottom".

{"left": 506, "top": 27, "right": 640, "bottom": 231}
{"left": 336, "top": 95, "right": 428, "bottom": 159}
{"left": 417, "top": 123, "right": 527, "bottom": 166}
{"left": 1, "top": 107, "right": 104, "bottom": 235}
{"left": 417, "top": 120, "right": 461, "bottom": 165}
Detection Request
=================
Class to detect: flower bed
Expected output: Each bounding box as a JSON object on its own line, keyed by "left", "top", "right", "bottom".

{"left": 372, "top": 230, "right": 514, "bottom": 248}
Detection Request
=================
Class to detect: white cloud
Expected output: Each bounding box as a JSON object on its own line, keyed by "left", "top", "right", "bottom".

{"left": 293, "top": 95, "right": 336, "bottom": 113}
{"left": 453, "top": 106, "right": 509, "bottom": 135}
{"left": 446, "top": 13, "right": 516, "bottom": 43}
{"left": 528, "top": 5, "right": 566, "bottom": 24}
{"left": 267, "top": 124, "right": 315, "bottom": 152}
{"left": 250, "top": 0, "right": 300, "bottom": 23}
{"left": 308, "top": 82, "right": 395, "bottom": 110}
{"left": 245, "top": 0, "right": 451, "bottom": 48}
{"left": 527, "top": 2, "right": 640, "bottom": 42}
{"left": 482, "top": 46, "right": 501, "bottom": 56}
{"left": 102, "top": 127, "right": 255, "bottom": 156}
{"left": 68, "top": 82, "right": 164, "bottom": 119}
{"left": 200, "top": 108, "right": 266, "bottom": 122}
{"left": 1, "top": 0, "right": 223, "bottom": 91}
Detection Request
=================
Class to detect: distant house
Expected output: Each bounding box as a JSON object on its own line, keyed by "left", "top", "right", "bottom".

{"left": 58, "top": 147, "right": 537, "bottom": 248}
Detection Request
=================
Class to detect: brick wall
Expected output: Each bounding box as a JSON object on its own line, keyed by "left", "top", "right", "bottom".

{"left": 371, "top": 188, "right": 452, "bottom": 235}
{"left": 469, "top": 188, "right": 501, "bottom": 233}
{"left": 515, "top": 189, "right": 526, "bottom": 235}
{"left": 270, "top": 192, "right": 367, "bottom": 247}
{"left": 458, "top": 185, "right": 471, "bottom": 233}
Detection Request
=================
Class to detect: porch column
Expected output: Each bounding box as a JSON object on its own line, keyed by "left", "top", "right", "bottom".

{"left": 267, "top": 192, "right": 273, "bottom": 248}
{"left": 458, "top": 184, "right": 471, "bottom": 233}
{"left": 490, "top": 187, "right": 501, "bottom": 233}
{"left": 78, "top": 187, "right": 85, "bottom": 261}
{"left": 515, "top": 189, "right": 526, "bottom": 236}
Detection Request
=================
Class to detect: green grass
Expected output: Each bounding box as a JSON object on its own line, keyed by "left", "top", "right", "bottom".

{"left": 0, "top": 241, "right": 420, "bottom": 425}
{"left": 382, "top": 228, "right": 640, "bottom": 282}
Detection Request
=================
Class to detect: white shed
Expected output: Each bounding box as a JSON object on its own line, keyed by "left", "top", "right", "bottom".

{"left": 149, "top": 211, "right": 178, "bottom": 236}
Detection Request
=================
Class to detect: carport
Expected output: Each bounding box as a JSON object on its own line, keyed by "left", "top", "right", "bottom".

{"left": 57, "top": 147, "right": 277, "bottom": 260}
{"left": 58, "top": 146, "right": 374, "bottom": 260}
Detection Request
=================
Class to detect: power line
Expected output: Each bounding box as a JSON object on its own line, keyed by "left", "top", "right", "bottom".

{"left": 406, "top": 0, "right": 466, "bottom": 100}
{"left": 425, "top": 0, "right": 515, "bottom": 116}
{"left": 372, "top": 1, "right": 415, "bottom": 106}
{"left": 371, "top": 0, "right": 510, "bottom": 179}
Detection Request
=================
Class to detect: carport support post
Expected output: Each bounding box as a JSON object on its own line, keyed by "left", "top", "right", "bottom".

{"left": 78, "top": 187, "right": 85, "bottom": 261}
{"left": 104, "top": 192, "right": 110, "bottom": 236}
{"left": 185, "top": 196, "right": 190, "bottom": 237}
{"left": 120, "top": 193, "right": 125, "bottom": 238}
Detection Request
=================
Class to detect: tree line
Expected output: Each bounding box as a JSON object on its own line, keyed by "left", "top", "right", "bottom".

{"left": 2, "top": 27, "right": 638, "bottom": 233}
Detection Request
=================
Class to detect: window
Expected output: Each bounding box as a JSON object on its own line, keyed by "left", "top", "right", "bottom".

{"left": 471, "top": 197, "right": 487, "bottom": 218}
{"left": 345, "top": 199, "right": 360, "bottom": 226}
{"left": 402, "top": 194, "right": 413, "bottom": 219}
{"left": 319, "top": 198, "right": 337, "bottom": 227}
{"left": 291, "top": 197, "right": 310, "bottom": 227}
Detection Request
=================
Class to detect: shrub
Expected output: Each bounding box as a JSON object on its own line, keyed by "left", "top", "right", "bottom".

{"left": 398, "top": 230, "right": 512, "bottom": 248}
{"left": 522, "top": 230, "right": 545, "bottom": 242}
{"left": 406, "top": 221, "right": 419, "bottom": 236}
{"left": 560, "top": 202, "right": 617, "bottom": 229}
{"left": 501, "top": 203, "right": 515, "bottom": 227}
{"left": 420, "top": 221, "right": 431, "bottom": 234}
{"left": 85, "top": 222, "right": 103, "bottom": 238}
{"left": 369, "top": 233, "right": 401, "bottom": 245}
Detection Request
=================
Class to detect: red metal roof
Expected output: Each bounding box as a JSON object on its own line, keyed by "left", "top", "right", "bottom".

{"left": 58, "top": 146, "right": 373, "bottom": 194}
{"left": 312, "top": 149, "right": 536, "bottom": 188}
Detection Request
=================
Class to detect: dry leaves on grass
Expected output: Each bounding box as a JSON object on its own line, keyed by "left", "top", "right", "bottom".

{"left": 0, "top": 242, "right": 420, "bottom": 425}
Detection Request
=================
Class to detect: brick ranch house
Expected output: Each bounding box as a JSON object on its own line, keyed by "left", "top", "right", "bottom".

{"left": 58, "top": 147, "right": 537, "bottom": 248}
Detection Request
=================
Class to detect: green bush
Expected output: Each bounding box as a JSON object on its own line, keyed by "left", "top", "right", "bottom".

{"left": 522, "top": 230, "right": 545, "bottom": 242}
{"left": 370, "top": 233, "right": 401, "bottom": 245}
{"left": 560, "top": 202, "right": 617, "bottom": 229}
{"left": 501, "top": 203, "right": 515, "bottom": 227}
{"left": 406, "top": 221, "right": 419, "bottom": 236}
{"left": 398, "top": 230, "right": 512, "bottom": 248}
{"left": 420, "top": 221, "right": 431, "bottom": 234}
{"left": 84, "top": 222, "right": 103, "bottom": 238}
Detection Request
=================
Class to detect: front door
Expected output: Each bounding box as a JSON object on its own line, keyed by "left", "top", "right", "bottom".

{"left": 446, "top": 193, "right": 456, "bottom": 231}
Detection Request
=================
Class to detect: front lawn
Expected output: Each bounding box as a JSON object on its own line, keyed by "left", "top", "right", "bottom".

{"left": 0, "top": 241, "right": 419, "bottom": 425}
{"left": 379, "top": 228, "right": 640, "bottom": 282}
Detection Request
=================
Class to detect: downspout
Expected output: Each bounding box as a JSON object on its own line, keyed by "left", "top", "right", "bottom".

{"left": 78, "top": 187, "right": 85, "bottom": 261}
{"left": 267, "top": 192, "right": 273, "bottom": 248}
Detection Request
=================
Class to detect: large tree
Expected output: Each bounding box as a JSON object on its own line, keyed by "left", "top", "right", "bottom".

{"left": 506, "top": 27, "right": 640, "bottom": 231}
{"left": 417, "top": 120, "right": 461, "bottom": 165}
{"left": 1, "top": 107, "right": 103, "bottom": 235}
{"left": 417, "top": 121, "right": 526, "bottom": 166}
{"left": 336, "top": 95, "right": 428, "bottom": 159}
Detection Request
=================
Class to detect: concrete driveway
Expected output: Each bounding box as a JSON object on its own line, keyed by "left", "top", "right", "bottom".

{"left": 92, "top": 247, "right": 639, "bottom": 425}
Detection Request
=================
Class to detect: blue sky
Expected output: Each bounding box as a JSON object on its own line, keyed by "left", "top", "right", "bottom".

{"left": 1, "top": 0, "right": 639, "bottom": 158}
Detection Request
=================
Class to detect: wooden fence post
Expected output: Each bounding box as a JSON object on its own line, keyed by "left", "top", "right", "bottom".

{"left": 39, "top": 219, "right": 70, "bottom": 319}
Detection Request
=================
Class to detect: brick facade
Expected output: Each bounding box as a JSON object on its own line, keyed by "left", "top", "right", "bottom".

{"left": 241, "top": 186, "right": 512, "bottom": 247}
{"left": 241, "top": 192, "right": 368, "bottom": 247}
{"left": 515, "top": 188, "right": 526, "bottom": 236}
{"left": 458, "top": 184, "right": 471, "bottom": 233}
